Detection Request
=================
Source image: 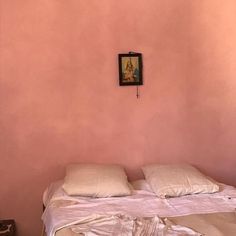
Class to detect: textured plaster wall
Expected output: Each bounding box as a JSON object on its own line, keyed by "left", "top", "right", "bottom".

{"left": 1, "top": 0, "right": 236, "bottom": 235}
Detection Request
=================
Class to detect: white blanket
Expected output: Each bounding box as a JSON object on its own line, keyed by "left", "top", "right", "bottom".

{"left": 42, "top": 182, "right": 236, "bottom": 236}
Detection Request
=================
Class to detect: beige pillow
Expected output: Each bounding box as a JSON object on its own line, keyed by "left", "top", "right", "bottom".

{"left": 63, "top": 163, "right": 131, "bottom": 197}
{"left": 131, "top": 179, "right": 153, "bottom": 192}
{"left": 142, "top": 164, "right": 219, "bottom": 198}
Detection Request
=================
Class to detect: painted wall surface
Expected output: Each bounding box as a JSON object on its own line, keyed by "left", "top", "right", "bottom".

{"left": 1, "top": 0, "right": 236, "bottom": 235}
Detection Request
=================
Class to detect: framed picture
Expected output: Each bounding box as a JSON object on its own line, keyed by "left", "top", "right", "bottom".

{"left": 118, "top": 53, "right": 143, "bottom": 86}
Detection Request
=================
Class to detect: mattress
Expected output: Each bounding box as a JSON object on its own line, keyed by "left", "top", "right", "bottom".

{"left": 42, "top": 180, "right": 236, "bottom": 236}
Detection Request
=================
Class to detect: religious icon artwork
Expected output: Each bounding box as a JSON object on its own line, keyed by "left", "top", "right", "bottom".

{"left": 118, "top": 53, "right": 143, "bottom": 86}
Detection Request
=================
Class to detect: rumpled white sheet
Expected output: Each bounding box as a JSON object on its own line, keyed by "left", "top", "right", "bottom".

{"left": 42, "top": 181, "right": 236, "bottom": 236}
{"left": 66, "top": 215, "right": 201, "bottom": 236}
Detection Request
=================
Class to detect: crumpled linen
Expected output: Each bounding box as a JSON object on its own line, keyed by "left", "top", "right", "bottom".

{"left": 59, "top": 215, "right": 201, "bottom": 236}
{"left": 42, "top": 182, "right": 236, "bottom": 236}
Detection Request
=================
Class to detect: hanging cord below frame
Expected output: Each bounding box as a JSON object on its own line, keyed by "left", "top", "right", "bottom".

{"left": 136, "top": 86, "right": 140, "bottom": 99}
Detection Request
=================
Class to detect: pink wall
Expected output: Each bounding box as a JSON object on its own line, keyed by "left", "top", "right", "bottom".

{"left": 1, "top": 0, "right": 236, "bottom": 235}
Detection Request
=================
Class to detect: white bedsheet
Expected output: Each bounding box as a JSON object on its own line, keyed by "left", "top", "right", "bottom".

{"left": 42, "top": 181, "right": 236, "bottom": 236}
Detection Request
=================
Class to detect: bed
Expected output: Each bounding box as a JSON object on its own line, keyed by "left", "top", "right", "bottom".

{"left": 41, "top": 164, "right": 236, "bottom": 236}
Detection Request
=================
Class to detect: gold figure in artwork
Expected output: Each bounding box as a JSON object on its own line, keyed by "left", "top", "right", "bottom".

{"left": 124, "top": 58, "right": 135, "bottom": 81}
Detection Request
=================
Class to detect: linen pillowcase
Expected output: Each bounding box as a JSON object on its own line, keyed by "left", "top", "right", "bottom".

{"left": 63, "top": 163, "right": 131, "bottom": 197}
{"left": 142, "top": 164, "right": 219, "bottom": 198}
{"left": 131, "top": 179, "right": 153, "bottom": 192}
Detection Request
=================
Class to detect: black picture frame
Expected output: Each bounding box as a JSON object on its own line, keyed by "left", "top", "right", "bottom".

{"left": 118, "top": 53, "right": 143, "bottom": 86}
